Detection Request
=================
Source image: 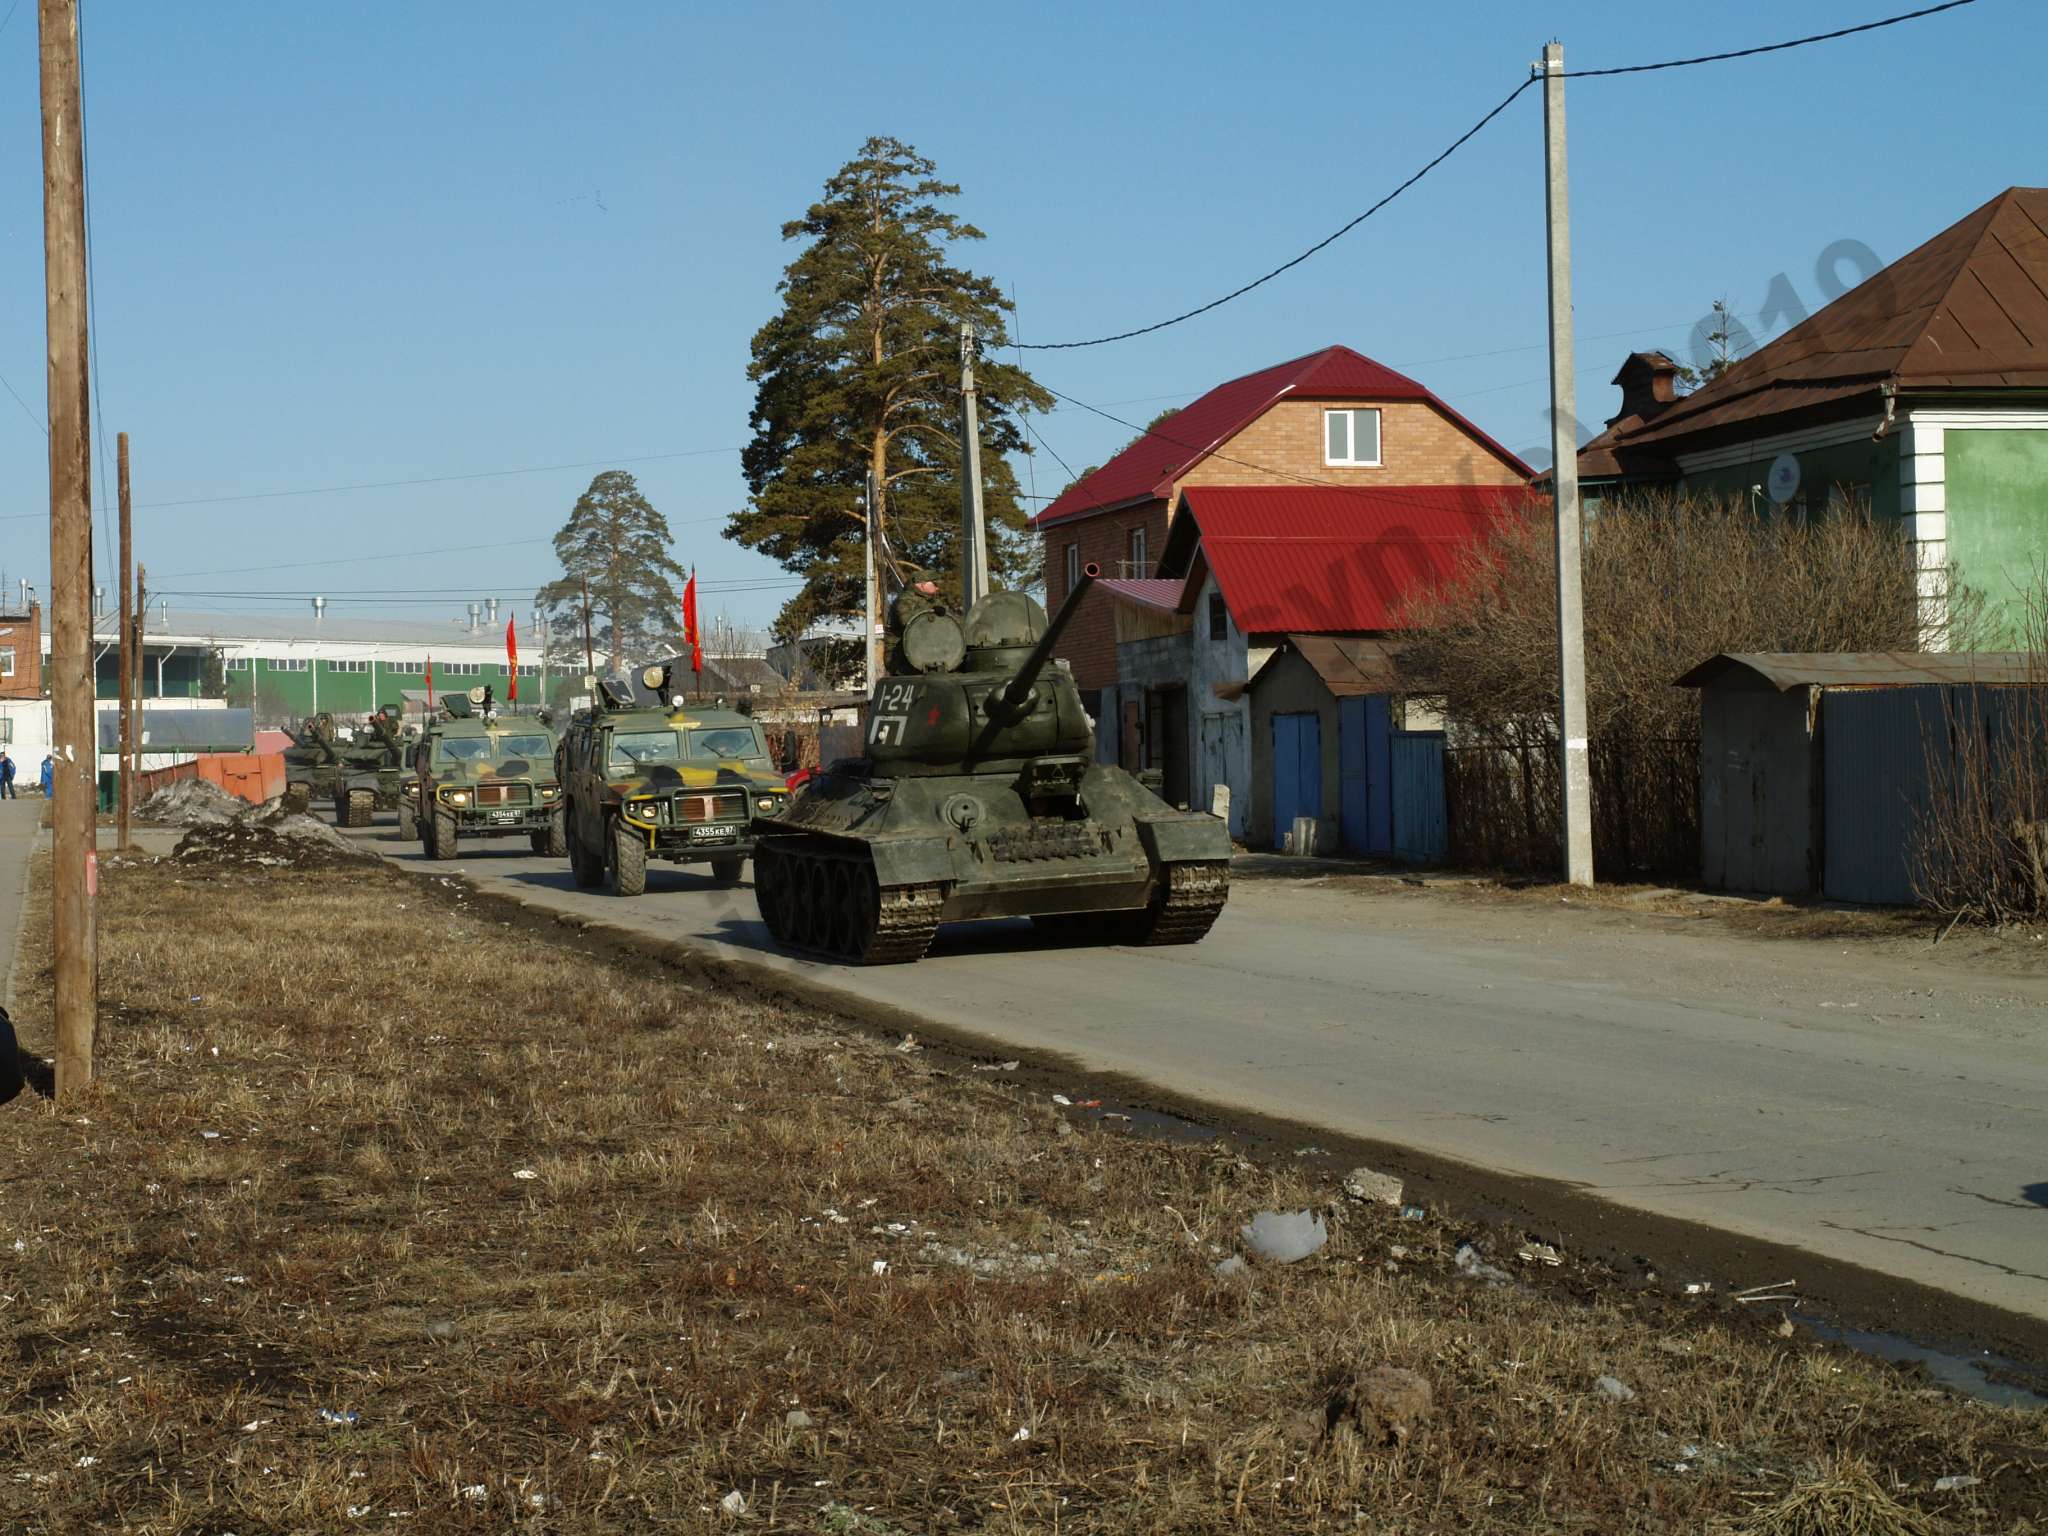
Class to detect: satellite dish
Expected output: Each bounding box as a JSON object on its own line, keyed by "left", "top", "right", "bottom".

{"left": 1766, "top": 452, "right": 1802, "bottom": 505}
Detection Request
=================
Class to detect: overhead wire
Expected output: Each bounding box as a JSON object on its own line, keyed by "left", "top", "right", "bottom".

{"left": 76, "top": 0, "right": 113, "bottom": 593}
{"left": 1017, "top": 0, "right": 1980, "bottom": 350}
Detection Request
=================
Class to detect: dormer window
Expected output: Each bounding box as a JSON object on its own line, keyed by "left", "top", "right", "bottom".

{"left": 1324, "top": 408, "right": 1382, "bottom": 467}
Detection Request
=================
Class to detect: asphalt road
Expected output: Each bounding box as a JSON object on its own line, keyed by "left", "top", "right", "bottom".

{"left": 360, "top": 826, "right": 2048, "bottom": 1322}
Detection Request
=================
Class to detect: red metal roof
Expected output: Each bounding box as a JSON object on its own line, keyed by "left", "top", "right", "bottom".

{"left": 1094, "top": 577, "right": 1183, "bottom": 612}
{"left": 1179, "top": 484, "right": 1527, "bottom": 633}
{"left": 1033, "top": 345, "right": 1529, "bottom": 528}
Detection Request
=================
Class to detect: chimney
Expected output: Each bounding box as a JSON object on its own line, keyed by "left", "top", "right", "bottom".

{"left": 312, "top": 595, "right": 327, "bottom": 621}
{"left": 16, "top": 579, "right": 25, "bottom": 610}
{"left": 466, "top": 603, "right": 480, "bottom": 634}
{"left": 485, "top": 597, "right": 499, "bottom": 626}
{"left": 1610, "top": 351, "right": 1681, "bottom": 426}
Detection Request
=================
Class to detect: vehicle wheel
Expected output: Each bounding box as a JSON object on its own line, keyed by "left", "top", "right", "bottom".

{"left": 545, "top": 807, "right": 567, "bottom": 858}
{"left": 396, "top": 800, "right": 417, "bottom": 841}
{"left": 609, "top": 819, "right": 647, "bottom": 896}
{"left": 431, "top": 809, "right": 458, "bottom": 860}
{"left": 710, "top": 854, "right": 745, "bottom": 885}
{"left": 344, "top": 788, "right": 375, "bottom": 828}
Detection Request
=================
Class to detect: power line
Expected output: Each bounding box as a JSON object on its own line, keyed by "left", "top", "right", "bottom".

{"left": 1562, "top": 0, "right": 1977, "bottom": 76}
{"left": 1019, "top": 1, "right": 1978, "bottom": 351}
{"left": 1018, "top": 77, "right": 1535, "bottom": 350}
{"left": 76, "top": 1, "right": 112, "bottom": 593}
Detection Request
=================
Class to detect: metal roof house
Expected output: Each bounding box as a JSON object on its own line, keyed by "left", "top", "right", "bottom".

{"left": 1580, "top": 187, "right": 2048, "bottom": 639}
{"left": 1677, "top": 651, "right": 2035, "bottom": 902}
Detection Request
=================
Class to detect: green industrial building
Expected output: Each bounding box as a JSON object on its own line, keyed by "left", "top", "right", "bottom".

{"left": 1577, "top": 186, "right": 2048, "bottom": 637}
{"left": 84, "top": 607, "right": 572, "bottom": 722}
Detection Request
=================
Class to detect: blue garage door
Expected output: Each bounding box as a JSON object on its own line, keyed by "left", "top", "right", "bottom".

{"left": 1273, "top": 712, "right": 1321, "bottom": 849}
{"left": 1338, "top": 696, "right": 1394, "bottom": 855}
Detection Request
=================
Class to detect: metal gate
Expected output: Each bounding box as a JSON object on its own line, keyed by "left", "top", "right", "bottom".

{"left": 1391, "top": 730, "right": 1447, "bottom": 863}
{"left": 1337, "top": 696, "right": 1393, "bottom": 855}
{"left": 1820, "top": 688, "right": 1946, "bottom": 904}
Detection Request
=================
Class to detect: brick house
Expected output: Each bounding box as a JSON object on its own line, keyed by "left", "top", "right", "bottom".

{"left": 0, "top": 602, "right": 43, "bottom": 701}
{"left": 1032, "top": 345, "right": 1531, "bottom": 832}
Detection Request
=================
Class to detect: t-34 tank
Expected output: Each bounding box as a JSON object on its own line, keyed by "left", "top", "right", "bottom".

{"left": 751, "top": 565, "right": 1230, "bottom": 963}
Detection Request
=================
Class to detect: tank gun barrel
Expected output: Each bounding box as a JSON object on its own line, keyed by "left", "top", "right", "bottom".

{"left": 994, "top": 564, "right": 1098, "bottom": 720}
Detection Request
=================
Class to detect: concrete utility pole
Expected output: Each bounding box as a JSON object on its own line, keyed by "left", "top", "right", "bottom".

{"left": 957, "top": 322, "right": 990, "bottom": 610}
{"left": 39, "top": 0, "right": 95, "bottom": 1096}
{"left": 863, "top": 471, "right": 880, "bottom": 694}
{"left": 1539, "top": 40, "right": 1594, "bottom": 888}
{"left": 117, "top": 431, "right": 132, "bottom": 852}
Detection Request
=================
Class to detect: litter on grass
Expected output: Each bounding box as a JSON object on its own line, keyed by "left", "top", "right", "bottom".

{"left": 1240, "top": 1210, "right": 1328, "bottom": 1264}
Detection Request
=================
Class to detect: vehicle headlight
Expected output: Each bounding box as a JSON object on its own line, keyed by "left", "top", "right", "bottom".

{"left": 446, "top": 790, "right": 470, "bottom": 806}
{"left": 540, "top": 785, "right": 559, "bottom": 800}
{"left": 756, "top": 795, "right": 777, "bottom": 812}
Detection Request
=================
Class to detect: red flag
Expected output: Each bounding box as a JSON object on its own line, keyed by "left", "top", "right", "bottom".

{"left": 426, "top": 655, "right": 434, "bottom": 709}
{"left": 681, "top": 568, "right": 702, "bottom": 675}
{"left": 505, "top": 617, "right": 519, "bottom": 704}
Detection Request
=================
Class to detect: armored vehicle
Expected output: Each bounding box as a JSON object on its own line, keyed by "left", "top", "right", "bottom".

{"left": 751, "top": 567, "right": 1230, "bottom": 964}
{"left": 410, "top": 690, "right": 564, "bottom": 859}
{"left": 558, "top": 672, "right": 791, "bottom": 895}
{"left": 333, "top": 706, "right": 408, "bottom": 828}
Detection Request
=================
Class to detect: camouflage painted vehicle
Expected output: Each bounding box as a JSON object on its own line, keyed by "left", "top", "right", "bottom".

{"left": 410, "top": 691, "right": 564, "bottom": 860}
{"left": 333, "top": 706, "right": 408, "bottom": 828}
{"left": 750, "top": 567, "right": 1230, "bottom": 964}
{"left": 558, "top": 669, "right": 792, "bottom": 895}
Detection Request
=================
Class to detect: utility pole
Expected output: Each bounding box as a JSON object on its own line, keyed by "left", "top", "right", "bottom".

{"left": 863, "top": 471, "right": 879, "bottom": 694}
{"left": 957, "top": 322, "right": 990, "bottom": 609}
{"left": 117, "top": 431, "right": 132, "bottom": 852}
{"left": 1538, "top": 40, "right": 1593, "bottom": 888}
{"left": 579, "top": 577, "right": 594, "bottom": 678}
{"left": 133, "top": 563, "right": 145, "bottom": 709}
{"left": 39, "top": 0, "right": 95, "bottom": 1097}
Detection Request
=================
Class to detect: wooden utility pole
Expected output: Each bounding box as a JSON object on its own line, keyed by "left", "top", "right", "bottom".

{"left": 579, "top": 577, "right": 594, "bottom": 677}
{"left": 957, "top": 322, "right": 990, "bottom": 609}
{"left": 40, "top": 0, "right": 95, "bottom": 1097}
{"left": 1538, "top": 40, "right": 1594, "bottom": 887}
{"left": 117, "top": 432, "right": 133, "bottom": 852}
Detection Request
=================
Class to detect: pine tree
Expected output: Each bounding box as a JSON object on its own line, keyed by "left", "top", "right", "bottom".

{"left": 726, "top": 136, "right": 1052, "bottom": 678}
{"left": 536, "top": 470, "right": 689, "bottom": 673}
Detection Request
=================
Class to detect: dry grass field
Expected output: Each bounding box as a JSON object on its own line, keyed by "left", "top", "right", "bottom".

{"left": 0, "top": 838, "right": 2041, "bottom": 1532}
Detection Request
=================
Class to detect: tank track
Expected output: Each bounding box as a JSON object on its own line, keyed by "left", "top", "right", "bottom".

{"left": 756, "top": 840, "right": 944, "bottom": 965}
{"left": 1127, "top": 859, "right": 1229, "bottom": 946}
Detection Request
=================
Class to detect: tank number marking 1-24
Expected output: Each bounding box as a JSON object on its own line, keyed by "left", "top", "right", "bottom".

{"left": 869, "top": 681, "right": 921, "bottom": 746}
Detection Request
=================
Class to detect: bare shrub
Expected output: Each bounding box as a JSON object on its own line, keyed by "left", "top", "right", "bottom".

{"left": 1912, "top": 585, "right": 2048, "bottom": 924}
{"left": 1403, "top": 491, "right": 1968, "bottom": 877}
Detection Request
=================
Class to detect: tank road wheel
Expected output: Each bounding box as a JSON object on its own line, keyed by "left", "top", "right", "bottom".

{"left": 396, "top": 799, "right": 417, "bottom": 841}
{"left": 431, "top": 809, "right": 459, "bottom": 861}
{"left": 610, "top": 819, "right": 648, "bottom": 897}
{"left": 842, "top": 864, "right": 881, "bottom": 960}
{"left": 1120, "top": 860, "right": 1229, "bottom": 946}
{"left": 569, "top": 820, "right": 603, "bottom": 889}
{"left": 710, "top": 854, "right": 745, "bottom": 885}
{"left": 343, "top": 788, "right": 375, "bottom": 828}
{"left": 282, "top": 782, "right": 310, "bottom": 815}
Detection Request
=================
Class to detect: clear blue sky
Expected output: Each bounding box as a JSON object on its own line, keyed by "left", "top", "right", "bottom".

{"left": 0, "top": 0, "right": 2038, "bottom": 637}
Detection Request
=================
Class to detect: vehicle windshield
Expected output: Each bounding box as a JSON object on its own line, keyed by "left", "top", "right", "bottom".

{"left": 432, "top": 736, "right": 495, "bottom": 764}
{"left": 490, "top": 734, "right": 552, "bottom": 759}
{"left": 609, "top": 729, "right": 682, "bottom": 770}
{"left": 688, "top": 727, "right": 765, "bottom": 760}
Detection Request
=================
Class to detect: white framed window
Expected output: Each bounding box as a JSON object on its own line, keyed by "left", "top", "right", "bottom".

{"left": 440, "top": 662, "right": 480, "bottom": 677}
{"left": 264, "top": 657, "right": 309, "bottom": 672}
{"left": 515, "top": 663, "right": 540, "bottom": 677}
{"left": 328, "top": 659, "right": 369, "bottom": 673}
{"left": 1064, "top": 542, "right": 1080, "bottom": 593}
{"left": 386, "top": 660, "right": 425, "bottom": 675}
{"left": 1323, "top": 408, "right": 1382, "bottom": 467}
{"left": 225, "top": 656, "right": 250, "bottom": 672}
{"left": 0, "top": 647, "right": 14, "bottom": 678}
{"left": 1128, "top": 526, "right": 1147, "bottom": 575}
